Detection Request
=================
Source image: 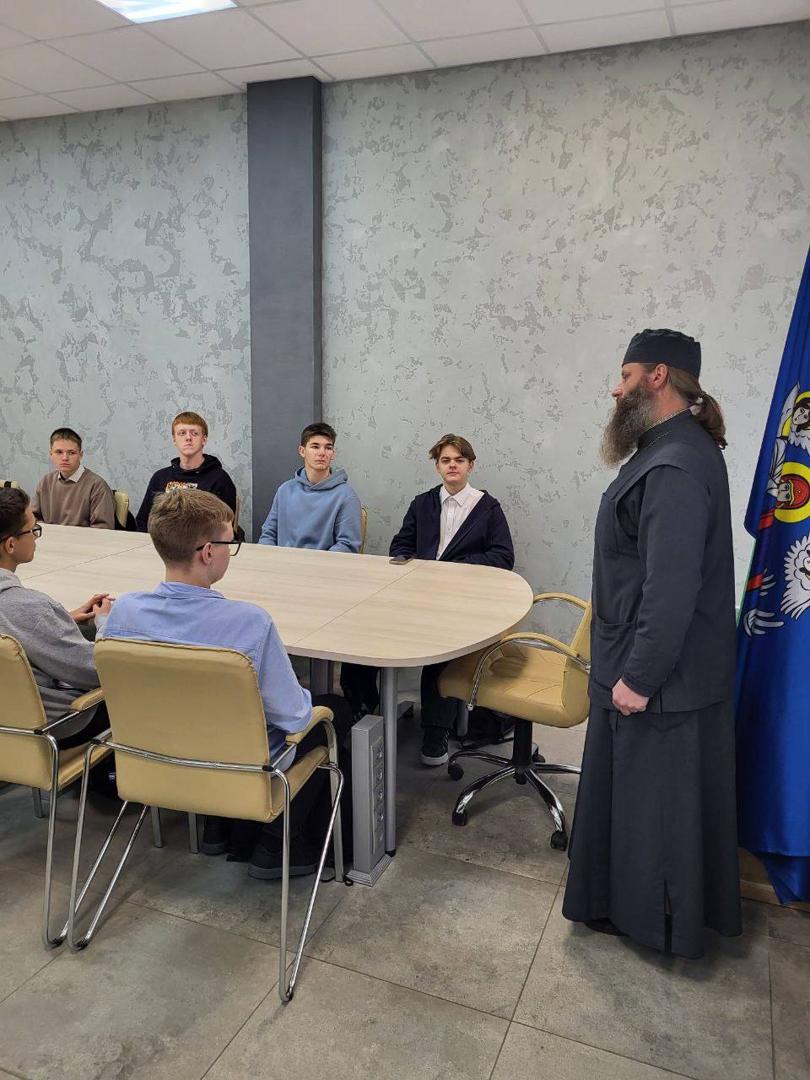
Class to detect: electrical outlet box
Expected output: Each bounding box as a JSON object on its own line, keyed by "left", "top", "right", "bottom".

{"left": 347, "top": 714, "right": 391, "bottom": 886}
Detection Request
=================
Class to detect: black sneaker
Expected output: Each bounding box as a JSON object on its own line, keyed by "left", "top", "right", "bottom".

{"left": 200, "top": 816, "right": 229, "bottom": 856}
{"left": 248, "top": 842, "right": 319, "bottom": 880}
{"left": 420, "top": 726, "right": 450, "bottom": 767}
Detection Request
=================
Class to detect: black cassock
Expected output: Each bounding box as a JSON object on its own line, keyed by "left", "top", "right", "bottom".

{"left": 563, "top": 411, "right": 742, "bottom": 957}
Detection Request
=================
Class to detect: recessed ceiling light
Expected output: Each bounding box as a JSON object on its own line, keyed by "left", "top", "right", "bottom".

{"left": 97, "top": 0, "right": 236, "bottom": 24}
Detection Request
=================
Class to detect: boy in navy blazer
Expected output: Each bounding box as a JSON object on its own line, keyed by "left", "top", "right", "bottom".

{"left": 393, "top": 434, "right": 514, "bottom": 765}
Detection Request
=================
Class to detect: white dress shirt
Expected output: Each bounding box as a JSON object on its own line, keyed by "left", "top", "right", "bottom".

{"left": 437, "top": 483, "right": 484, "bottom": 559}
{"left": 59, "top": 465, "right": 85, "bottom": 483}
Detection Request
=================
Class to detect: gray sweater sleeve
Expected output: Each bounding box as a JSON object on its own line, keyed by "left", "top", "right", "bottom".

{"left": 621, "top": 465, "right": 710, "bottom": 698}
{"left": 24, "top": 596, "right": 100, "bottom": 692}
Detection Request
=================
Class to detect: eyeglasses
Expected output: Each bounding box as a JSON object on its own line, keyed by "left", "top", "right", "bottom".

{"left": 194, "top": 539, "right": 242, "bottom": 557}
{"left": 0, "top": 524, "right": 43, "bottom": 542}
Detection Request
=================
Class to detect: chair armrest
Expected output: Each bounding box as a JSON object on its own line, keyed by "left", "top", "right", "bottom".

{"left": 467, "top": 632, "right": 589, "bottom": 709}
{"left": 284, "top": 705, "right": 334, "bottom": 746}
{"left": 532, "top": 592, "right": 588, "bottom": 610}
{"left": 38, "top": 689, "right": 105, "bottom": 735}
{"left": 69, "top": 688, "right": 105, "bottom": 713}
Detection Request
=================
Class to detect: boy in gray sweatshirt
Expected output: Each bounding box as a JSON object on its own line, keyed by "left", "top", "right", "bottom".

{"left": 0, "top": 487, "right": 112, "bottom": 746}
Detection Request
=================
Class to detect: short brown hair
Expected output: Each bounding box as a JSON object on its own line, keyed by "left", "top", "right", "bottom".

{"left": 0, "top": 487, "right": 30, "bottom": 542}
{"left": 172, "top": 411, "right": 208, "bottom": 438}
{"left": 428, "top": 434, "right": 476, "bottom": 463}
{"left": 50, "top": 427, "right": 82, "bottom": 449}
{"left": 148, "top": 488, "right": 233, "bottom": 564}
{"left": 300, "top": 422, "right": 336, "bottom": 446}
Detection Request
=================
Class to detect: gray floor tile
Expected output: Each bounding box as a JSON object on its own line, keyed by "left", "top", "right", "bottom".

{"left": 492, "top": 1023, "right": 692, "bottom": 1080}
{"left": 205, "top": 957, "right": 508, "bottom": 1080}
{"left": 515, "top": 894, "right": 772, "bottom": 1080}
{"left": 0, "top": 784, "right": 173, "bottom": 890}
{"left": 396, "top": 720, "right": 578, "bottom": 885}
{"left": 125, "top": 844, "right": 347, "bottom": 947}
{"left": 0, "top": 868, "right": 58, "bottom": 1004}
{"left": 771, "top": 938, "right": 810, "bottom": 1080}
{"left": 768, "top": 904, "right": 810, "bottom": 950}
{"left": 0, "top": 1071, "right": 26, "bottom": 1079}
{"left": 0, "top": 901, "right": 279, "bottom": 1080}
{"left": 307, "top": 845, "right": 556, "bottom": 1017}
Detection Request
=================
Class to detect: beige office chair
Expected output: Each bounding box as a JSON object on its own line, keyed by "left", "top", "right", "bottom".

{"left": 0, "top": 634, "right": 111, "bottom": 948}
{"left": 68, "top": 639, "right": 344, "bottom": 1003}
{"left": 360, "top": 507, "right": 368, "bottom": 553}
{"left": 439, "top": 593, "right": 591, "bottom": 850}
{"left": 112, "top": 489, "right": 130, "bottom": 529}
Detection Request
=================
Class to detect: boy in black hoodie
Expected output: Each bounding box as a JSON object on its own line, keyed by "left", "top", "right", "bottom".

{"left": 136, "top": 411, "right": 238, "bottom": 532}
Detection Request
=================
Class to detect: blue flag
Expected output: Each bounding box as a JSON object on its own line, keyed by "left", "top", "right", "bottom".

{"left": 736, "top": 245, "right": 810, "bottom": 904}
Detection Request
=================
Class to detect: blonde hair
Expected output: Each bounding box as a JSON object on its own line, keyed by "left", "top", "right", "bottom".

{"left": 148, "top": 488, "right": 233, "bottom": 564}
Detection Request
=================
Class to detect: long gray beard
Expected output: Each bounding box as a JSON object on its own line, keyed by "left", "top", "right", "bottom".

{"left": 601, "top": 386, "right": 656, "bottom": 466}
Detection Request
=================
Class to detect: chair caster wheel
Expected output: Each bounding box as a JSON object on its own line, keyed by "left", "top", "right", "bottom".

{"left": 550, "top": 830, "right": 567, "bottom": 851}
{"left": 532, "top": 749, "right": 546, "bottom": 764}
{"left": 452, "top": 809, "right": 468, "bottom": 827}
{"left": 448, "top": 762, "right": 464, "bottom": 780}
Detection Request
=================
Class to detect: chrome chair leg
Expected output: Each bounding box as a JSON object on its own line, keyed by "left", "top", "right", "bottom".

{"left": 31, "top": 787, "right": 46, "bottom": 819}
{"left": 68, "top": 746, "right": 148, "bottom": 950}
{"left": 452, "top": 765, "right": 515, "bottom": 824}
{"left": 187, "top": 812, "right": 199, "bottom": 854}
{"left": 525, "top": 769, "right": 566, "bottom": 835}
{"left": 448, "top": 748, "right": 512, "bottom": 770}
{"left": 534, "top": 762, "right": 581, "bottom": 777}
{"left": 41, "top": 739, "right": 62, "bottom": 948}
{"left": 150, "top": 806, "right": 164, "bottom": 848}
{"left": 279, "top": 727, "right": 345, "bottom": 1004}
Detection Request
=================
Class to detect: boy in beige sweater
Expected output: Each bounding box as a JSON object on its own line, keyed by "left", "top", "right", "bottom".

{"left": 32, "top": 427, "right": 116, "bottom": 530}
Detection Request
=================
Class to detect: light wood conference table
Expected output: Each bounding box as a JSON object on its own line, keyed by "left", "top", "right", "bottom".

{"left": 22, "top": 525, "right": 534, "bottom": 860}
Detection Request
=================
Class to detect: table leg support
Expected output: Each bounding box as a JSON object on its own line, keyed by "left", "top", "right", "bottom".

{"left": 381, "top": 667, "right": 398, "bottom": 855}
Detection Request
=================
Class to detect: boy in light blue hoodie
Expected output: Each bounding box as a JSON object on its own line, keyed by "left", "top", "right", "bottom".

{"left": 258, "top": 423, "right": 361, "bottom": 552}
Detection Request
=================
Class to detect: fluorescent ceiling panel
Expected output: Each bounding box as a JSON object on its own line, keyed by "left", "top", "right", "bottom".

{"left": 96, "top": 0, "right": 235, "bottom": 22}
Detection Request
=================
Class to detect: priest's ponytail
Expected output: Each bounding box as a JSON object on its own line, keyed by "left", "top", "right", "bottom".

{"left": 666, "top": 369, "right": 727, "bottom": 450}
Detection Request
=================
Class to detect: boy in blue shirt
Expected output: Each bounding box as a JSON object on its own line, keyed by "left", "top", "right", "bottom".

{"left": 101, "top": 487, "right": 352, "bottom": 879}
{"left": 259, "top": 423, "right": 361, "bottom": 552}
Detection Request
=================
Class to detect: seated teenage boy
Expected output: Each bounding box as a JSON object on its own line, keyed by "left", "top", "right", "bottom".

{"left": 0, "top": 487, "right": 112, "bottom": 748}
{"left": 101, "top": 487, "right": 353, "bottom": 879}
{"left": 32, "top": 427, "right": 116, "bottom": 530}
{"left": 259, "top": 422, "right": 361, "bottom": 552}
{"left": 135, "top": 411, "right": 238, "bottom": 532}
{"left": 390, "top": 434, "right": 515, "bottom": 767}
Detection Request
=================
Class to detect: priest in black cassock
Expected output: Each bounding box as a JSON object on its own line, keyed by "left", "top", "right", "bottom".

{"left": 562, "top": 328, "right": 742, "bottom": 958}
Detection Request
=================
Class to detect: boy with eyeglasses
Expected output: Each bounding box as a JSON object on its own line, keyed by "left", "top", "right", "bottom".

{"left": 101, "top": 487, "right": 353, "bottom": 879}
{"left": 0, "top": 487, "right": 112, "bottom": 747}
{"left": 32, "top": 427, "right": 116, "bottom": 530}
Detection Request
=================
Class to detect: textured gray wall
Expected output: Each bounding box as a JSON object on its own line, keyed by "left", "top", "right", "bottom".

{"left": 0, "top": 95, "right": 251, "bottom": 526}
{"left": 322, "top": 23, "right": 810, "bottom": 610}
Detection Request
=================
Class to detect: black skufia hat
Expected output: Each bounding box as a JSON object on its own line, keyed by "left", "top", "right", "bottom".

{"left": 623, "top": 328, "right": 701, "bottom": 379}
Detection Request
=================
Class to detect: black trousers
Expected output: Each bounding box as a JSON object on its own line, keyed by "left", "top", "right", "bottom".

{"left": 55, "top": 702, "right": 111, "bottom": 750}
{"left": 342, "top": 661, "right": 455, "bottom": 732}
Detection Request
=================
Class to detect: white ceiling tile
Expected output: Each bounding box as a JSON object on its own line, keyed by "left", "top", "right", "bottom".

{"left": 422, "top": 27, "right": 543, "bottom": 68}
{"left": 148, "top": 8, "right": 298, "bottom": 69}
{"left": 217, "top": 57, "right": 328, "bottom": 84}
{"left": 0, "top": 72, "right": 28, "bottom": 96}
{"left": 130, "top": 71, "right": 237, "bottom": 99}
{"left": 0, "top": 0, "right": 128, "bottom": 39}
{"left": 0, "top": 23, "right": 33, "bottom": 49}
{"left": 523, "top": 0, "right": 663, "bottom": 22}
{"left": 316, "top": 43, "right": 432, "bottom": 81}
{"left": 0, "top": 94, "right": 77, "bottom": 120}
{"left": 672, "top": 0, "right": 810, "bottom": 35}
{"left": 252, "top": 0, "right": 406, "bottom": 55}
{"left": 0, "top": 42, "right": 113, "bottom": 92}
{"left": 378, "top": 0, "right": 528, "bottom": 40}
{"left": 50, "top": 84, "right": 156, "bottom": 110}
{"left": 54, "top": 27, "right": 203, "bottom": 81}
{"left": 541, "top": 10, "right": 671, "bottom": 53}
